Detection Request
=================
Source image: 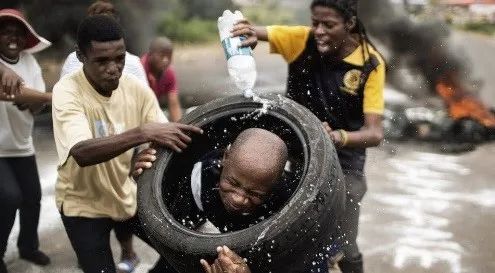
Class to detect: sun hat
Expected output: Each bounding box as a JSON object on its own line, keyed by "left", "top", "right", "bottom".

{"left": 0, "top": 9, "right": 51, "bottom": 53}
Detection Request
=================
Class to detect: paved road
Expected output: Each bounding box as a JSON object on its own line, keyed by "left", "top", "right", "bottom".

{"left": 361, "top": 31, "right": 495, "bottom": 273}
{"left": 3, "top": 32, "right": 495, "bottom": 273}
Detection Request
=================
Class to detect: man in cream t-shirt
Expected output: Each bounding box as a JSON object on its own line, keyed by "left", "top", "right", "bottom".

{"left": 58, "top": 2, "right": 151, "bottom": 270}
{"left": 52, "top": 15, "right": 202, "bottom": 273}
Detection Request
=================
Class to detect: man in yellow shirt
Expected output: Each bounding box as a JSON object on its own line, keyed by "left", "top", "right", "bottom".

{"left": 226, "top": 0, "right": 386, "bottom": 272}
{"left": 52, "top": 15, "right": 202, "bottom": 273}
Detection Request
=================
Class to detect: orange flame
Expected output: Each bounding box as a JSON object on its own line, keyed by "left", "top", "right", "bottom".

{"left": 436, "top": 80, "right": 495, "bottom": 128}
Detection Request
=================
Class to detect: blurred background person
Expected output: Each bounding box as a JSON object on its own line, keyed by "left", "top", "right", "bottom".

{"left": 141, "top": 36, "right": 183, "bottom": 122}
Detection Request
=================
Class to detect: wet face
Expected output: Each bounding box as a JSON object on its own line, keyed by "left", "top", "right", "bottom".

{"left": 148, "top": 48, "right": 171, "bottom": 74}
{"left": 311, "top": 5, "right": 351, "bottom": 56}
{"left": 79, "top": 39, "right": 125, "bottom": 95}
{"left": 218, "top": 157, "right": 277, "bottom": 215}
{"left": 0, "top": 19, "right": 27, "bottom": 60}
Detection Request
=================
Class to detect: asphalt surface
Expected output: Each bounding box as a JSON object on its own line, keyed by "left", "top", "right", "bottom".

{"left": 3, "top": 32, "right": 495, "bottom": 273}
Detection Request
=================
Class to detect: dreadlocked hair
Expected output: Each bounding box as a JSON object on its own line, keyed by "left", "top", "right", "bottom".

{"left": 311, "top": 0, "right": 386, "bottom": 72}
{"left": 356, "top": 18, "right": 386, "bottom": 70}
{"left": 310, "top": 0, "right": 356, "bottom": 21}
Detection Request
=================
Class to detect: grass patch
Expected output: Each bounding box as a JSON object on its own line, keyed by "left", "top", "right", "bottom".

{"left": 458, "top": 22, "right": 495, "bottom": 35}
{"left": 158, "top": 15, "right": 218, "bottom": 43}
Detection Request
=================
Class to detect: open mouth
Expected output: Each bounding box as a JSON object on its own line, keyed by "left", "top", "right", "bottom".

{"left": 315, "top": 38, "right": 331, "bottom": 51}
{"left": 226, "top": 201, "right": 241, "bottom": 212}
{"left": 224, "top": 199, "right": 246, "bottom": 214}
{"left": 8, "top": 42, "right": 18, "bottom": 50}
{"left": 315, "top": 39, "right": 326, "bottom": 46}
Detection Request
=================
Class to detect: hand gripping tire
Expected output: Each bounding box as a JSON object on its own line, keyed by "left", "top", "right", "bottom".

{"left": 137, "top": 94, "right": 345, "bottom": 273}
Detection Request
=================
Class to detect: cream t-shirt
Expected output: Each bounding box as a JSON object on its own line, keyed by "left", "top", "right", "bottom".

{"left": 52, "top": 69, "right": 166, "bottom": 220}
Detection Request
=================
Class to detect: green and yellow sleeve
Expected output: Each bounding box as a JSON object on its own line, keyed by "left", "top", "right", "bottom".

{"left": 267, "top": 25, "right": 311, "bottom": 64}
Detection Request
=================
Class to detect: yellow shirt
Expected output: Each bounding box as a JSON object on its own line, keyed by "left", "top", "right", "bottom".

{"left": 267, "top": 25, "right": 385, "bottom": 114}
{"left": 52, "top": 70, "right": 166, "bottom": 220}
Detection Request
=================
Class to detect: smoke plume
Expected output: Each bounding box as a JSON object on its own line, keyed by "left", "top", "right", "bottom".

{"left": 359, "top": 0, "right": 474, "bottom": 97}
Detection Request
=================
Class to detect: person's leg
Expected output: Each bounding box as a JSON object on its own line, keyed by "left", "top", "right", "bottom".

{"left": 7, "top": 156, "right": 49, "bottom": 265}
{"left": 0, "top": 260, "right": 6, "bottom": 273}
{"left": 114, "top": 226, "right": 134, "bottom": 259}
{"left": 337, "top": 170, "right": 367, "bottom": 273}
{"left": 61, "top": 212, "right": 116, "bottom": 273}
{"left": 121, "top": 216, "right": 179, "bottom": 273}
{"left": 114, "top": 223, "right": 139, "bottom": 272}
{"left": 0, "top": 158, "right": 22, "bottom": 272}
{"left": 338, "top": 254, "right": 363, "bottom": 273}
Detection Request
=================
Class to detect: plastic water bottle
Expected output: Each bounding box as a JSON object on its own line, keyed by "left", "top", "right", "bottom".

{"left": 218, "top": 10, "right": 257, "bottom": 98}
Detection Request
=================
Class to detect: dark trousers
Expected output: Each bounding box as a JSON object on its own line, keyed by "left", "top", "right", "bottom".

{"left": 61, "top": 212, "right": 174, "bottom": 273}
{"left": 0, "top": 156, "right": 42, "bottom": 259}
{"left": 337, "top": 170, "right": 367, "bottom": 272}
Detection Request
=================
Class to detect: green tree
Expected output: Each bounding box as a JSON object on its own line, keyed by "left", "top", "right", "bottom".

{"left": 182, "top": 0, "right": 236, "bottom": 19}
{"left": 241, "top": 0, "right": 294, "bottom": 25}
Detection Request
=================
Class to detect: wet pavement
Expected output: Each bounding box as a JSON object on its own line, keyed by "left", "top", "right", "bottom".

{"left": 3, "top": 33, "right": 495, "bottom": 273}
{"left": 363, "top": 142, "right": 495, "bottom": 273}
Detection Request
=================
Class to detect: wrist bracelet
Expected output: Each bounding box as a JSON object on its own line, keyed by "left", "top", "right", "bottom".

{"left": 338, "top": 129, "right": 349, "bottom": 147}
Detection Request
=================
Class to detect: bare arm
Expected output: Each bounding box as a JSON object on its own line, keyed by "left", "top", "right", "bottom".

{"left": 254, "top": 26, "right": 268, "bottom": 41}
{"left": 166, "top": 92, "right": 182, "bottom": 122}
{"left": 70, "top": 122, "right": 202, "bottom": 167}
{"left": 0, "top": 86, "right": 51, "bottom": 113}
{"left": 323, "top": 113, "right": 384, "bottom": 148}
{"left": 0, "top": 86, "right": 51, "bottom": 104}
{"left": 70, "top": 127, "right": 146, "bottom": 167}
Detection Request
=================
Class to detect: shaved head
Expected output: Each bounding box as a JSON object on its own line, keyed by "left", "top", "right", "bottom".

{"left": 148, "top": 36, "right": 173, "bottom": 74}
{"left": 228, "top": 128, "right": 288, "bottom": 179}
{"left": 150, "top": 36, "right": 173, "bottom": 55}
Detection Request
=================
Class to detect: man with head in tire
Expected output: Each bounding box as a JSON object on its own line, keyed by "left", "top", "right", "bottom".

{"left": 228, "top": 0, "right": 386, "bottom": 272}
{"left": 52, "top": 15, "right": 202, "bottom": 273}
{"left": 134, "top": 128, "right": 291, "bottom": 273}
{"left": 136, "top": 128, "right": 289, "bottom": 230}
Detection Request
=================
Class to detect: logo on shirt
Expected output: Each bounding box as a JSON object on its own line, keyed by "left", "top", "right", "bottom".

{"left": 94, "top": 120, "right": 125, "bottom": 138}
{"left": 340, "top": 69, "right": 362, "bottom": 96}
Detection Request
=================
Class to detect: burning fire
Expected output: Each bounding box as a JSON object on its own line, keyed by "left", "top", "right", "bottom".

{"left": 436, "top": 79, "right": 495, "bottom": 128}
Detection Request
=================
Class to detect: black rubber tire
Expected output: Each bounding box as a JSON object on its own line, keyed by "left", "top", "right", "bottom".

{"left": 137, "top": 94, "right": 345, "bottom": 273}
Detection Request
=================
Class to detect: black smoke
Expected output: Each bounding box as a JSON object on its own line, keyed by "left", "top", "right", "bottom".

{"left": 359, "top": 0, "right": 473, "bottom": 96}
